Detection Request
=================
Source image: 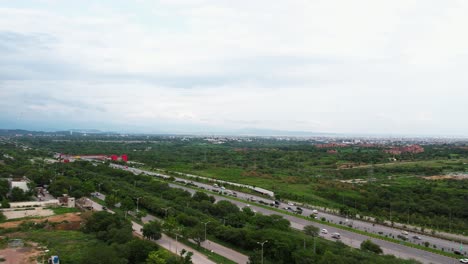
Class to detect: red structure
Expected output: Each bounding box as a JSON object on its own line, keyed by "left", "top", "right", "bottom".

{"left": 110, "top": 155, "right": 118, "bottom": 161}
{"left": 384, "top": 145, "right": 424, "bottom": 155}
{"left": 121, "top": 154, "right": 128, "bottom": 162}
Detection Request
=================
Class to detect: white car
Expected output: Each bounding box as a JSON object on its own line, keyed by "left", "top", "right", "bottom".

{"left": 288, "top": 202, "right": 295, "bottom": 206}
{"left": 459, "top": 259, "right": 468, "bottom": 263}
{"left": 321, "top": 229, "right": 328, "bottom": 234}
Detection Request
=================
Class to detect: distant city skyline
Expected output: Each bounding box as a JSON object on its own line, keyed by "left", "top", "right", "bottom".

{"left": 1, "top": 1, "right": 468, "bottom": 136}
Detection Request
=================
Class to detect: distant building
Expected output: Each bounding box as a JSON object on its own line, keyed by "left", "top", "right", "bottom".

{"left": 58, "top": 194, "right": 75, "bottom": 208}
{"left": 10, "top": 177, "right": 30, "bottom": 192}
{"left": 384, "top": 145, "right": 424, "bottom": 155}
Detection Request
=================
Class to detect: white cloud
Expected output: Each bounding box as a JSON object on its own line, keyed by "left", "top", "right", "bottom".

{"left": 0, "top": 1, "right": 467, "bottom": 135}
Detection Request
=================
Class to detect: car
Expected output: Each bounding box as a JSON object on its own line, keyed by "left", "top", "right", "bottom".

{"left": 412, "top": 235, "right": 422, "bottom": 240}
{"left": 459, "top": 258, "right": 468, "bottom": 263}
{"left": 312, "top": 209, "right": 318, "bottom": 214}
{"left": 331, "top": 233, "right": 341, "bottom": 239}
{"left": 296, "top": 207, "right": 303, "bottom": 211}
{"left": 221, "top": 186, "right": 226, "bottom": 190}
{"left": 288, "top": 202, "right": 295, "bottom": 206}
{"left": 321, "top": 229, "right": 328, "bottom": 234}
{"left": 402, "top": 231, "right": 409, "bottom": 235}
{"left": 454, "top": 250, "right": 462, "bottom": 255}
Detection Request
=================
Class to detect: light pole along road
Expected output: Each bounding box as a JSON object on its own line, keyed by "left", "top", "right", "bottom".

{"left": 86, "top": 198, "right": 216, "bottom": 264}
{"left": 110, "top": 164, "right": 463, "bottom": 264}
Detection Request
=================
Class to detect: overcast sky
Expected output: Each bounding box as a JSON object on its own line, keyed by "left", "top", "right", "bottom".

{"left": 1, "top": 0, "right": 467, "bottom": 136}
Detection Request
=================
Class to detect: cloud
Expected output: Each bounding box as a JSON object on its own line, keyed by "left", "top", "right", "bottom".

{"left": 0, "top": 1, "right": 467, "bottom": 135}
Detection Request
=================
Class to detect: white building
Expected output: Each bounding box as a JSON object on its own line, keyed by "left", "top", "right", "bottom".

{"left": 10, "top": 178, "right": 30, "bottom": 192}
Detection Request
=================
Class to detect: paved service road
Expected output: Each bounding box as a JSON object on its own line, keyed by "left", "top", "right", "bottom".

{"left": 141, "top": 214, "right": 249, "bottom": 264}
{"left": 111, "top": 165, "right": 463, "bottom": 264}
{"left": 88, "top": 199, "right": 216, "bottom": 264}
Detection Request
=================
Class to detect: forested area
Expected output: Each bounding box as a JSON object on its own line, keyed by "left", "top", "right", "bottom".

{"left": 2, "top": 136, "right": 468, "bottom": 234}
{"left": 0, "top": 139, "right": 422, "bottom": 263}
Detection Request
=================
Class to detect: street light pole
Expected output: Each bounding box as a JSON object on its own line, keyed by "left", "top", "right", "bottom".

{"left": 175, "top": 233, "right": 180, "bottom": 254}
{"left": 162, "top": 207, "right": 172, "bottom": 218}
{"left": 202, "top": 221, "right": 211, "bottom": 241}
{"left": 136, "top": 197, "right": 142, "bottom": 213}
{"left": 257, "top": 240, "right": 268, "bottom": 264}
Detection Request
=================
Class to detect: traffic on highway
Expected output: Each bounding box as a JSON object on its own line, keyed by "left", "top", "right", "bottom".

{"left": 111, "top": 164, "right": 465, "bottom": 264}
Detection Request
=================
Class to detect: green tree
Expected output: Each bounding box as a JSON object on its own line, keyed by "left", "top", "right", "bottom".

{"left": 360, "top": 239, "right": 383, "bottom": 254}
{"left": 187, "top": 224, "right": 205, "bottom": 248}
{"left": 143, "top": 221, "right": 162, "bottom": 240}
{"left": 304, "top": 225, "right": 319, "bottom": 237}
{"left": 10, "top": 187, "right": 27, "bottom": 201}
{"left": 146, "top": 250, "right": 168, "bottom": 264}
{"left": 124, "top": 238, "right": 158, "bottom": 264}
{"left": 121, "top": 196, "right": 135, "bottom": 219}
{"left": 84, "top": 244, "right": 127, "bottom": 264}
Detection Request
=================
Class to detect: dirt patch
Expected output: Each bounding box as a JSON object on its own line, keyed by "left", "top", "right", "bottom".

{"left": 0, "top": 213, "right": 82, "bottom": 229}
{"left": 423, "top": 174, "right": 468, "bottom": 180}
{"left": 3, "top": 208, "right": 54, "bottom": 220}
{"left": 0, "top": 247, "right": 41, "bottom": 264}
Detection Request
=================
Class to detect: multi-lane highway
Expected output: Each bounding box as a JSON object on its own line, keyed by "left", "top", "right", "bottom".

{"left": 93, "top": 193, "right": 248, "bottom": 264}
{"left": 112, "top": 164, "right": 464, "bottom": 264}
{"left": 87, "top": 198, "right": 216, "bottom": 264}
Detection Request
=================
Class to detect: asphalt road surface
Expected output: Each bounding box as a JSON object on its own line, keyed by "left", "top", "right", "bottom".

{"left": 87, "top": 198, "right": 216, "bottom": 264}
{"left": 113, "top": 164, "right": 463, "bottom": 264}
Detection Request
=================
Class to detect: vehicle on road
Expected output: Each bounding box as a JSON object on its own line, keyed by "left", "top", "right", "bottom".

{"left": 312, "top": 209, "right": 318, "bottom": 214}
{"left": 102, "top": 206, "right": 107, "bottom": 211}
{"left": 459, "top": 258, "right": 468, "bottom": 263}
{"left": 331, "top": 233, "right": 341, "bottom": 239}
{"left": 412, "top": 235, "right": 421, "bottom": 240}
{"left": 402, "top": 231, "right": 409, "bottom": 235}
{"left": 321, "top": 229, "right": 328, "bottom": 234}
{"left": 288, "top": 202, "right": 295, "bottom": 206}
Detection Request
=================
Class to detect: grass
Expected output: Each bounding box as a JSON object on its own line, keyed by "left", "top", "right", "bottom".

{"left": 179, "top": 238, "right": 238, "bottom": 264}
{"left": 25, "top": 229, "right": 101, "bottom": 264}
{"left": 50, "top": 207, "right": 80, "bottom": 215}
{"left": 168, "top": 180, "right": 461, "bottom": 260}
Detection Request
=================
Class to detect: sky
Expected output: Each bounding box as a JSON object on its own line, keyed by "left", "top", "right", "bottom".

{"left": 1, "top": 0, "right": 468, "bottom": 136}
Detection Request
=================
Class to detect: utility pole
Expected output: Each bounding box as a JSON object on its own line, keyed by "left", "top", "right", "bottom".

{"left": 202, "top": 221, "right": 211, "bottom": 241}
{"left": 162, "top": 207, "right": 171, "bottom": 218}
{"left": 257, "top": 240, "right": 268, "bottom": 264}
{"left": 390, "top": 203, "right": 392, "bottom": 223}
{"left": 136, "top": 197, "right": 142, "bottom": 213}
{"left": 313, "top": 236, "right": 316, "bottom": 254}
{"left": 175, "top": 233, "right": 181, "bottom": 254}
{"left": 407, "top": 207, "right": 410, "bottom": 225}
{"left": 449, "top": 209, "right": 452, "bottom": 233}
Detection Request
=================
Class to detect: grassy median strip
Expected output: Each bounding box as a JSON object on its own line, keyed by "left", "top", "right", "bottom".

{"left": 167, "top": 180, "right": 459, "bottom": 259}
{"left": 176, "top": 237, "right": 238, "bottom": 264}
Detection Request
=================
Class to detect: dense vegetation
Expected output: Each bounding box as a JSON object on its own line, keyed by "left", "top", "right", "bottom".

{"left": 0, "top": 138, "right": 423, "bottom": 263}
{"left": 9, "top": 135, "right": 468, "bottom": 234}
